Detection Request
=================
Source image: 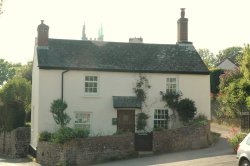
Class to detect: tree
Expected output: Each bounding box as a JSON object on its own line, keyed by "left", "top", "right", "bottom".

{"left": 198, "top": 48, "right": 216, "bottom": 68}
{"left": 0, "top": 77, "right": 31, "bottom": 111}
{"left": 15, "top": 61, "right": 33, "bottom": 82}
{"left": 215, "top": 46, "right": 243, "bottom": 65}
{"left": 0, "top": 77, "right": 30, "bottom": 131}
{"left": 50, "top": 99, "right": 71, "bottom": 128}
{"left": 217, "top": 45, "right": 250, "bottom": 119}
{"left": 0, "top": 59, "right": 16, "bottom": 86}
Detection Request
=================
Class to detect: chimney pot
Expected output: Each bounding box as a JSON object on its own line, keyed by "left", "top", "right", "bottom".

{"left": 181, "top": 8, "right": 185, "bottom": 18}
{"left": 37, "top": 20, "right": 49, "bottom": 47}
{"left": 177, "top": 8, "right": 188, "bottom": 43}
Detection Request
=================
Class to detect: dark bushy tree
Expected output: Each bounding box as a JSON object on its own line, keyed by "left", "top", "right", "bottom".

{"left": 177, "top": 98, "right": 197, "bottom": 123}
{"left": 0, "top": 77, "right": 31, "bottom": 131}
{"left": 50, "top": 99, "right": 71, "bottom": 128}
{"left": 210, "top": 68, "right": 224, "bottom": 94}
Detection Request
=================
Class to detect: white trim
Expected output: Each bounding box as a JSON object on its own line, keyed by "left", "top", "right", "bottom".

{"left": 166, "top": 75, "right": 179, "bottom": 93}
{"left": 74, "top": 111, "right": 92, "bottom": 131}
{"left": 83, "top": 73, "right": 100, "bottom": 97}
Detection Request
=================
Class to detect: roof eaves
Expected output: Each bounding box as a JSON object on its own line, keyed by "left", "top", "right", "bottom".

{"left": 38, "top": 65, "right": 210, "bottom": 75}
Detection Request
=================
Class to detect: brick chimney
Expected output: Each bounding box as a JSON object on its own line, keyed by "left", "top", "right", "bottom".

{"left": 37, "top": 20, "right": 49, "bottom": 47}
{"left": 177, "top": 8, "right": 188, "bottom": 43}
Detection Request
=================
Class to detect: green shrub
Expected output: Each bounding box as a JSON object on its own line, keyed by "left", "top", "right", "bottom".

{"left": 39, "top": 128, "right": 90, "bottom": 143}
{"left": 50, "top": 99, "right": 71, "bottom": 128}
{"left": 39, "top": 131, "right": 52, "bottom": 142}
{"left": 228, "top": 133, "right": 247, "bottom": 152}
{"left": 191, "top": 114, "right": 208, "bottom": 126}
{"left": 51, "top": 127, "right": 75, "bottom": 144}
{"left": 73, "top": 127, "right": 89, "bottom": 138}
{"left": 177, "top": 98, "right": 197, "bottom": 123}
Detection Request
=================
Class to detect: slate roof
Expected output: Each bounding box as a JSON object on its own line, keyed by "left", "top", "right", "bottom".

{"left": 37, "top": 39, "right": 209, "bottom": 74}
{"left": 113, "top": 96, "right": 142, "bottom": 108}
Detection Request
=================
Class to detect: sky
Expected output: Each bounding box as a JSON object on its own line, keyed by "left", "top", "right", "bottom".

{"left": 0, "top": 0, "right": 250, "bottom": 64}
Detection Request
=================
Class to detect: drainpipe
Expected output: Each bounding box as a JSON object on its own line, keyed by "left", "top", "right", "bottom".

{"left": 61, "top": 70, "right": 69, "bottom": 101}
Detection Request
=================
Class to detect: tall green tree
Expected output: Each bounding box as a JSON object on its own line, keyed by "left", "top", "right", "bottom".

{"left": 239, "top": 45, "right": 250, "bottom": 110}
{"left": 198, "top": 48, "right": 216, "bottom": 68}
{"left": 15, "top": 61, "right": 33, "bottom": 82}
{"left": 0, "top": 77, "right": 31, "bottom": 112}
{"left": 217, "top": 45, "right": 250, "bottom": 119}
{"left": 0, "top": 77, "right": 31, "bottom": 131}
{"left": 0, "top": 59, "right": 16, "bottom": 86}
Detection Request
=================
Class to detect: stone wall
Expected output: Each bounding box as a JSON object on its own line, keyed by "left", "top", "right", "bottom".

{"left": 153, "top": 123, "right": 210, "bottom": 153}
{"left": 37, "top": 133, "right": 136, "bottom": 166}
{"left": 37, "top": 123, "right": 210, "bottom": 166}
{"left": 0, "top": 127, "right": 30, "bottom": 157}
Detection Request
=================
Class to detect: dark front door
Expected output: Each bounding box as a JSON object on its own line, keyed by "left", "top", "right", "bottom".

{"left": 117, "top": 109, "right": 135, "bottom": 132}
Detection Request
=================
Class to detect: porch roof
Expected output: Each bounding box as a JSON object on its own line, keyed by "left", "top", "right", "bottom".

{"left": 113, "top": 96, "right": 142, "bottom": 109}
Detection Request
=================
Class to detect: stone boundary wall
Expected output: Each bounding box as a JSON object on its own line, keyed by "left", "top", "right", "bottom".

{"left": 153, "top": 123, "right": 211, "bottom": 153}
{"left": 37, "top": 123, "right": 210, "bottom": 166}
{"left": 0, "top": 127, "right": 30, "bottom": 157}
{"left": 37, "top": 133, "right": 136, "bottom": 166}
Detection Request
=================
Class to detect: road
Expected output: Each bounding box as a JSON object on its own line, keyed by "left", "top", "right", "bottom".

{"left": 0, "top": 123, "right": 238, "bottom": 166}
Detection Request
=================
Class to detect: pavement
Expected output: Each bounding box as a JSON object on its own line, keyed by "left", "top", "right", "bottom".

{"left": 0, "top": 123, "right": 239, "bottom": 166}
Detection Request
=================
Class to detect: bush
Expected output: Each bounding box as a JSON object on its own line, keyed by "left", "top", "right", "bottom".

{"left": 50, "top": 99, "right": 71, "bottom": 128}
{"left": 177, "top": 98, "right": 197, "bottom": 123}
{"left": 72, "top": 127, "right": 90, "bottom": 138}
{"left": 0, "top": 101, "right": 26, "bottom": 131}
{"left": 39, "top": 131, "right": 52, "bottom": 141}
{"left": 40, "top": 127, "right": 90, "bottom": 144}
{"left": 228, "top": 133, "right": 247, "bottom": 152}
{"left": 191, "top": 114, "right": 208, "bottom": 126}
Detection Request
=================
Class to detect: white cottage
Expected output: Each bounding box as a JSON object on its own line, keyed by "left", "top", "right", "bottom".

{"left": 31, "top": 9, "right": 210, "bottom": 150}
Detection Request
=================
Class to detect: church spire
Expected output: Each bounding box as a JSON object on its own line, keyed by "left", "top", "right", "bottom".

{"left": 97, "top": 24, "right": 104, "bottom": 41}
{"left": 82, "top": 22, "right": 87, "bottom": 40}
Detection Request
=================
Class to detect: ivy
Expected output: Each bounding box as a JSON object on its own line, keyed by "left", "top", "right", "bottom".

{"left": 133, "top": 74, "right": 151, "bottom": 103}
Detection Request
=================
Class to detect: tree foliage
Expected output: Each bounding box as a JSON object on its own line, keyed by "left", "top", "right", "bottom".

{"left": 177, "top": 98, "right": 197, "bottom": 123}
{"left": 15, "top": 61, "right": 33, "bottom": 82}
{"left": 161, "top": 91, "right": 197, "bottom": 124}
{"left": 217, "top": 45, "right": 250, "bottom": 119}
{"left": 0, "top": 77, "right": 30, "bottom": 131}
{"left": 0, "top": 77, "right": 31, "bottom": 111}
{"left": 215, "top": 46, "right": 243, "bottom": 65}
{"left": 198, "top": 48, "right": 216, "bottom": 68}
{"left": 210, "top": 68, "right": 224, "bottom": 94}
{"left": 50, "top": 99, "right": 71, "bottom": 128}
{"left": 0, "top": 101, "right": 25, "bottom": 131}
{"left": 0, "top": 59, "right": 16, "bottom": 86}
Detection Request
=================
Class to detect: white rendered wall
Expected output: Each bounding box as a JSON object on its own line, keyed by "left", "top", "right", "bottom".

{"left": 30, "top": 48, "right": 40, "bottom": 149}
{"left": 33, "top": 70, "right": 210, "bottom": 147}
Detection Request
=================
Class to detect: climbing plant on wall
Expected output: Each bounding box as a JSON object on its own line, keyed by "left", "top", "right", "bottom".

{"left": 133, "top": 74, "right": 151, "bottom": 131}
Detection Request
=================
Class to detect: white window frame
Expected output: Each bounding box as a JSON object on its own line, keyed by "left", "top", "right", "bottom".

{"left": 154, "top": 109, "right": 169, "bottom": 129}
{"left": 166, "top": 76, "right": 179, "bottom": 93}
{"left": 84, "top": 74, "right": 99, "bottom": 96}
{"left": 74, "top": 111, "right": 92, "bottom": 131}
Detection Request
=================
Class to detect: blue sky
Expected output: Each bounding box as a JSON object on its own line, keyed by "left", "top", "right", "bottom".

{"left": 0, "top": 0, "right": 250, "bottom": 64}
